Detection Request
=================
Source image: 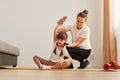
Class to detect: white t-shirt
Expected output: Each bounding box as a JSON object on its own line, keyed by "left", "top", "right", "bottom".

{"left": 65, "top": 24, "right": 91, "bottom": 49}
{"left": 49, "top": 43, "right": 69, "bottom": 62}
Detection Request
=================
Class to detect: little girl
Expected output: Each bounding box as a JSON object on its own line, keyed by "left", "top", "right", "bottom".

{"left": 33, "top": 27, "right": 72, "bottom": 69}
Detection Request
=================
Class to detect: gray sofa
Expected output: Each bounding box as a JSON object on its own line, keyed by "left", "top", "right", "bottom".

{"left": 0, "top": 40, "right": 19, "bottom": 67}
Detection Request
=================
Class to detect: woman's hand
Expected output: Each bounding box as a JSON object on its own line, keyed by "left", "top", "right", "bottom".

{"left": 57, "top": 16, "right": 67, "bottom": 26}
{"left": 66, "top": 44, "right": 74, "bottom": 48}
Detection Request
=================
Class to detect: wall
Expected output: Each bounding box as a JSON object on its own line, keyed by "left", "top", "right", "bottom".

{"left": 114, "top": 0, "right": 120, "bottom": 66}
{"left": 0, "top": 0, "right": 103, "bottom": 68}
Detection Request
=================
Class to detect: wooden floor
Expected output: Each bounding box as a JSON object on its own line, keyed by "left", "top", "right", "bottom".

{"left": 0, "top": 67, "right": 120, "bottom": 80}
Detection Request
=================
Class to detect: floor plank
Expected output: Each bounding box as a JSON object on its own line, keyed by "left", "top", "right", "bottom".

{"left": 0, "top": 69, "right": 120, "bottom": 80}
{"left": 0, "top": 66, "right": 120, "bottom": 80}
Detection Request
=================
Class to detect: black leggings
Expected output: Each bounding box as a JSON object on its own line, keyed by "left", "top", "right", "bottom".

{"left": 66, "top": 47, "right": 91, "bottom": 64}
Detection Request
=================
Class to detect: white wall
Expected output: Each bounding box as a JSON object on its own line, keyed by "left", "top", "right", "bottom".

{"left": 114, "top": 0, "right": 120, "bottom": 66}
{"left": 0, "top": 0, "right": 103, "bottom": 68}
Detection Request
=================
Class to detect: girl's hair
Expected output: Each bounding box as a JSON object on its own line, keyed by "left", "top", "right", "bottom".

{"left": 53, "top": 31, "right": 68, "bottom": 56}
{"left": 77, "top": 10, "right": 89, "bottom": 20}
{"left": 56, "top": 31, "right": 68, "bottom": 40}
{"left": 54, "top": 47, "right": 63, "bottom": 56}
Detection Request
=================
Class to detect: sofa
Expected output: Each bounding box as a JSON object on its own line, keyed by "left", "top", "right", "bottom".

{"left": 0, "top": 40, "right": 19, "bottom": 67}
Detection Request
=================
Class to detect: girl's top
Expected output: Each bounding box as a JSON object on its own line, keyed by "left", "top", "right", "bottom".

{"left": 49, "top": 43, "right": 69, "bottom": 62}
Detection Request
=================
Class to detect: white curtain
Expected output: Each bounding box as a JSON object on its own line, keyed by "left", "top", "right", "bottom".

{"left": 114, "top": 0, "right": 120, "bottom": 65}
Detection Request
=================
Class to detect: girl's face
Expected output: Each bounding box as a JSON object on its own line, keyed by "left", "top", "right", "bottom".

{"left": 76, "top": 16, "right": 86, "bottom": 29}
{"left": 57, "top": 39, "right": 66, "bottom": 47}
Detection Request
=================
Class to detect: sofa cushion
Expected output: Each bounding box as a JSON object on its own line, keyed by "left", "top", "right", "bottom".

{"left": 0, "top": 40, "right": 19, "bottom": 56}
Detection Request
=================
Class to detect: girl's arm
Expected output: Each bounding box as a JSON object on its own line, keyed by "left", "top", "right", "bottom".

{"left": 64, "top": 55, "right": 72, "bottom": 63}
{"left": 53, "top": 25, "right": 61, "bottom": 42}
{"left": 53, "top": 16, "right": 67, "bottom": 42}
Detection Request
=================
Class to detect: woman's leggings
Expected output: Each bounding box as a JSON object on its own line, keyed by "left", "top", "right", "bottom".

{"left": 66, "top": 47, "right": 91, "bottom": 64}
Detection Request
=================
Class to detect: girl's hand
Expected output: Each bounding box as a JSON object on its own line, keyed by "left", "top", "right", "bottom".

{"left": 56, "top": 60, "right": 65, "bottom": 68}
{"left": 57, "top": 16, "right": 67, "bottom": 26}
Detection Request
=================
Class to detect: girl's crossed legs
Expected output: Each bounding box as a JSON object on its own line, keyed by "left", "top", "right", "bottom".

{"left": 33, "top": 56, "right": 71, "bottom": 69}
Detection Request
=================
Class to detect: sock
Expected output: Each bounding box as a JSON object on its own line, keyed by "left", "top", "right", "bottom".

{"left": 41, "top": 65, "right": 51, "bottom": 70}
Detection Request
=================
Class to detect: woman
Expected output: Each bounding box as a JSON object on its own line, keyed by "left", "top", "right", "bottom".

{"left": 56, "top": 10, "right": 91, "bottom": 69}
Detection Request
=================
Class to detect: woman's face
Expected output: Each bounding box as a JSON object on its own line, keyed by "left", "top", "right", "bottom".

{"left": 76, "top": 16, "right": 86, "bottom": 29}
{"left": 57, "top": 39, "right": 66, "bottom": 47}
